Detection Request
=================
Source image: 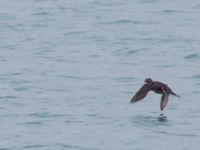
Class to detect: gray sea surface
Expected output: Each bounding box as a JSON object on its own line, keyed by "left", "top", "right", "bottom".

{"left": 1, "top": 0, "right": 200, "bottom": 150}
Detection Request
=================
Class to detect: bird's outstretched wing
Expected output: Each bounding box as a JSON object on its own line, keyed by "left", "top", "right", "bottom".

{"left": 160, "top": 94, "right": 169, "bottom": 111}
{"left": 130, "top": 84, "right": 152, "bottom": 103}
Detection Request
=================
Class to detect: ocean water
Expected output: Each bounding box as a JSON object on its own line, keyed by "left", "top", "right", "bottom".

{"left": 1, "top": 0, "right": 200, "bottom": 149}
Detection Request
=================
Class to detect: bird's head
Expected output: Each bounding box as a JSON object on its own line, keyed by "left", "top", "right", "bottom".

{"left": 144, "top": 78, "right": 153, "bottom": 84}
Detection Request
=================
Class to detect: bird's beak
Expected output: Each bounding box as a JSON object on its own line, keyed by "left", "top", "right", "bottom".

{"left": 144, "top": 81, "right": 147, "bottom": 84}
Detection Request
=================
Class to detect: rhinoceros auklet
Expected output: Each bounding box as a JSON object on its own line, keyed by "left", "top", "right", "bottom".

{"left": 130, "top": 78, "right": 180, "bottom": 111}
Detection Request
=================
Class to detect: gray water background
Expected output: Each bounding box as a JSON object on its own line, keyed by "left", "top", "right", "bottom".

{"left": 1, "top": 0, "right": 200, "bottom": 149}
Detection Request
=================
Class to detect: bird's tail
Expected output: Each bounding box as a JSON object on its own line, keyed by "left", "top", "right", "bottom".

{"left": 171, "top": 92, "right": 180, "bottom": 98}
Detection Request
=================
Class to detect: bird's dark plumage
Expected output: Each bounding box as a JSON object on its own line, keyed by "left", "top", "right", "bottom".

{"left": 130, "top": 78, "right": 180, "bottom": 111}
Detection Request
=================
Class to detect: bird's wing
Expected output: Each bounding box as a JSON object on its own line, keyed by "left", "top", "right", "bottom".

{"left": 160, "top": 94, "right": 169, "bottom": 111}
{"left": 130, "top": 84, "right": 152, "bottom": 103}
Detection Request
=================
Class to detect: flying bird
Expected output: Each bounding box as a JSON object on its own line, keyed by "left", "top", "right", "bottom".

{"left": 130, "top": 78, "right": 180, "bottom": 111}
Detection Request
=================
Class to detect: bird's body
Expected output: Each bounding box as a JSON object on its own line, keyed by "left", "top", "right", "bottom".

{"left": 130, "top": 78, "right": 180, "bottom": 111}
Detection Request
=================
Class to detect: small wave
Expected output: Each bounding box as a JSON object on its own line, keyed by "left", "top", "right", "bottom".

{"left": 156, "top": 130, "right": 198, "bottom": 137}
{"left": 191, "top": 74, "right": 200, "bottom": 80}
{"left": 57, "top": 143, "right": 99, "bottom": 150}
{"left": 162, "top": 9, "right": 189, "bottom": 14}
{"left": 138, "top": 0, "right": 160, "bottom": 4}
{"left": 28, "top": 112, "right": 67, "bottom": 118}
{"left": 184, "top": 54, "right": 200, "bottom": 60}
{"left": 130, "top": 114, "right": 169, "bottom": 128}
{"left": 33, "top": 11, "right": 52, "bottom": 16}
{"left": 0, "top": 96, "right": 18, "bottom": 100}
{"left": 113, "top": 19, "right": 137, "bottom": 24}
{"left": 101, "top": 19, "right": 159, "bottom": 25}
{"left": 114, "top": 48, "right": 138, "bottom": 57}
{"left": 16, "top": 121, "right": 43, "bottom": 126}
{"left": 22, "top": 144, "right": 48, "bottom": 149}
{"left": 0, "top": 148, "right": 9, "bottom": 150}
{"left": 14, "top": 87, "right": 29, "bottom": 91}
{"left": 57, "top": 75, "right": 87, "bottom": 80}
{"left": 153, "top": 64, "right": 174, "bottom": 68}
{"left": 112, "top": 77, "right": 137, "bottom": 83}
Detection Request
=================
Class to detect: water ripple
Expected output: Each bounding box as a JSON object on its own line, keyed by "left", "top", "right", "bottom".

{"left": 192, "top": 74, "right": 200, "bottom": 79}
{"left": 56, "top": 143, "right": 100, "bottom": 150}
{"left": 28, "top": 112, "right": 68, "bottom": 119}
{"left": 130, "top": 114, "right": 170, "bottom": 128}
{"left": 22, "top": 144, "right": 49, "bottom": 149}
{"left": 184, "top": 54, "right": 200, "bottom": 60}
